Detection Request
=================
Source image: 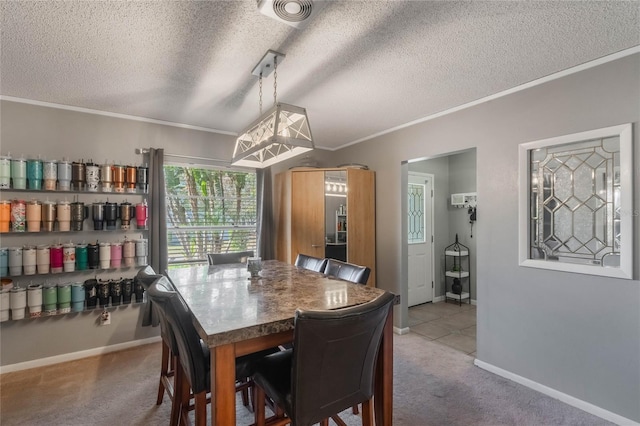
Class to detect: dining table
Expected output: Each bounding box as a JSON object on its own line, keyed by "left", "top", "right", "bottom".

{"left": 167, "top": 260, "right": 394, "bottom": 426}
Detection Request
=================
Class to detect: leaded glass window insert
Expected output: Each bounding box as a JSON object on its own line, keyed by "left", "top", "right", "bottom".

{"left": 408, "top": 183, "right": 425, "bottom": 243}
{"left": 518, "top": 124, "right": 632, "bottom": 280}
{"left": 531, "top": 137, "right": 619, "bottom": 264}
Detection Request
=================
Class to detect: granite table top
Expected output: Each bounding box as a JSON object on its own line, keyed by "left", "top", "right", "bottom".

{"left": 167, "top": 260, "right": 388, "bottom": 347}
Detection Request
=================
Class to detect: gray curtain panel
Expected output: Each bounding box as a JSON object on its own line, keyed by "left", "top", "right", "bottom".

{"left": 142, "top": 147, "right": 167, "bottom": 327}
{"left": 257, "top": 167, "right": 275, "bottom": 260}
{"left": 149, "top": 148, "right": 167, "bottom": 274}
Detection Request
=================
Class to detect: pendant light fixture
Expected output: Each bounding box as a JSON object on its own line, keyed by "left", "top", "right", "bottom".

{"left": 231, "top": 50, "right": 314, "bottom": 168}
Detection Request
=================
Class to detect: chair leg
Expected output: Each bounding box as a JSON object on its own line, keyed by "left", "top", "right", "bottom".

{"left": 352, "top": 403, "right": 359, "bottom": 414}
{"left": 194, "top": 391, "right": 207, "bottom": 426}
{"left": 254, "top": 384, "right": 266, "bottom": 426}
{"left": 320, "top": 420, "right": 329, "bottom": 426}
{"left": 179, "top": 370, "right": 192, "bottom": 426}
{"left": 157, "top": 339, "right": 170, "bottom": 405}
{"left": 254, "top": 384, "right": 290, "bottom": 426}
{"left": 330, "top": 415, "right": 348, "bottom": 426}
{"left": 240, "top": 377, "right": 250, "bottom": 407}
{"left": 171, "top": 364, "right": 184, "bottom": 426}
{"left": 361, "top": 399, "right": 374, "bottom": 426}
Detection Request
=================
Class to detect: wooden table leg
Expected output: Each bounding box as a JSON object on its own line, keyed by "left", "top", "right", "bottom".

{"left": 212, "top": 343, "right": 236, "bottom": 425}
{"left": 375, "top": 309, "right": 393, "bottom": 425}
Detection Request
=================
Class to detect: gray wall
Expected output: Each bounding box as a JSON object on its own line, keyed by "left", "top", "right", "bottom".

{"left": 0, "top": 100, "right": 238, "bottom": 366}
{"left": 326, "top": 55, "right": 640, "bottom": 422}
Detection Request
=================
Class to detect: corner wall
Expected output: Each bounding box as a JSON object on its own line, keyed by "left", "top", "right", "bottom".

{"left": 330, "top": 54, "right": 640, "bottom": 422}
{"left": 0, "top": 100, "right": 237, "bottom": 367}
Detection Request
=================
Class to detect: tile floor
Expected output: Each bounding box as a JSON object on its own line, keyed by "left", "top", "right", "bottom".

{"left": 408, "top": 300, "right": 476, "bottom": 357}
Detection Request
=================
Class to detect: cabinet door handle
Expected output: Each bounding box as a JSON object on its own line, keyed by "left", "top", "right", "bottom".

{"left": 311, "top": 244, "right": 323, "bottom": 248}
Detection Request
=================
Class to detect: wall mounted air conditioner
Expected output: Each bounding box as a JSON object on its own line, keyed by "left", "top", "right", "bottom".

{"left": 451, "top": 192, "right": 477, "bottom": 208}
{"left": 257, "top": 0, "right": 327, "bottom": 29}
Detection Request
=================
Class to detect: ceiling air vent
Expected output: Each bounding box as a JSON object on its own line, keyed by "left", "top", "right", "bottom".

{"left": 257, "top": 0, "right": 325, "bottom": 29}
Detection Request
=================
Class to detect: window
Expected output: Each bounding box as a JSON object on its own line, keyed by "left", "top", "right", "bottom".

{"left": 164, "top": 165, "right": 257, "bottom": 266}
{"left": 518, "top": 123, "right": 633, "bottom": 279}
{"left": 408, "top": 183, "right": 425, "bottom": 244}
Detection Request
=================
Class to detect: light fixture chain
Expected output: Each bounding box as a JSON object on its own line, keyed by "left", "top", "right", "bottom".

{"left": 259, "top": 73, "right": 263, "bottom": 115}
{"left": 273, "top": 55, "right": 278, "bottom": 105}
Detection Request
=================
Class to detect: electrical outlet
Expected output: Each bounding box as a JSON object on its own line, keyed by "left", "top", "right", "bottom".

{"left": 100, "top": 310, "right": 111, "bottom": 326}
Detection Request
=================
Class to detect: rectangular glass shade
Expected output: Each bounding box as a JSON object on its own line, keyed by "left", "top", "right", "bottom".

{"left": 232, "top": 103, "right": 314, "bottom": 168}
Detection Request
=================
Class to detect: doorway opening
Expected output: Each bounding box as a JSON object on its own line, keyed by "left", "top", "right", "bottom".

{"left": 402, "top": 148, "right": 477, "bottom": 355}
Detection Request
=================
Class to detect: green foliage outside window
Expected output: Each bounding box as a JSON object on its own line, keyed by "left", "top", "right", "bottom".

{"left": 164, "top": 165, "right": 257, "bottom": 265}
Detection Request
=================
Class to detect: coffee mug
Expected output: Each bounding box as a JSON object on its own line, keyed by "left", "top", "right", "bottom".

{"left": 43, "top": 284, "right": 58, "bottom": 314}
{"left": 27, "top": 284, "right": 43, "bottom": 318}
{"left": 10, "top": 287, "right": 27, "bottom": 320}
{"left": 11, "top": 158, "right": 27, "bottom": 189}
{"left": 0, "top": 155, "right": 11, "bottom": 189}
{"left": 27, "top": 159, "right": 43, "bottom": 190}
{"left": 0, "top": 200, "right": 11, "bottom": 232}
{"left": 57, "top": 160, "right": 72, "bottom": 191}
{"left": 71, "top": 283, "right": 85, "bottom": 312}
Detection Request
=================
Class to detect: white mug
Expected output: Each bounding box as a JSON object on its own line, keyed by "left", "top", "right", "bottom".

{"left": 22, "top": 246, "right": 37, "bottom": 275}
{"left": 8, "top": 247, "right": 23, "bottom": 276}
{"left": 99, "top": 243, "right": 111, "bottom": 269}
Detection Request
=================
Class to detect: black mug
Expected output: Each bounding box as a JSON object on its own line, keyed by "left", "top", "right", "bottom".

{"left": 92, "top": 203, "right": 105, "bottom": 230}
{"left": 97, "top": 280, "right": 111, "bottom": 307}
{"left": 104, "top": 202, "right": 118, "bottom": 230}
{"left": 121, "top": 278, "right": 133, "bottom": 304}
{"left": 84, "top": 279, "right": 98, "bottom": 309}
{"left": 133, "top": 277, "right": 145, "bottom": 303}
{"left": 136, "top": 166, "right": 148, "bottom": 193}
{"left": 87, "top": 243, "right": 100, "bottom": 269}
{"left": 110, "top": 279, "right": 122, "bottom": 306}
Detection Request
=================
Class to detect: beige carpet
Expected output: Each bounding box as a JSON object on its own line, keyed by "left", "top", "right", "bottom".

{"left": 0, "top": 333, "right": 611, "bottom": 426}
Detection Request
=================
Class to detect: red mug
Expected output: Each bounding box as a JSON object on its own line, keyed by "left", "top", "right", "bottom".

{"left": 135, "top": 202, "right": 147, "bottom": 229}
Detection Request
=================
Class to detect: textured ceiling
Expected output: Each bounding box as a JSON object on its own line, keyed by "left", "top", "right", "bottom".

{"left": 1, "top": 1, "right": 639, "bottom": 150}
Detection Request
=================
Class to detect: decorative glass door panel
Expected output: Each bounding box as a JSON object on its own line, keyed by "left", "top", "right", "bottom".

{"left": 408, "top": 183, "right": 425, "bottom": 244}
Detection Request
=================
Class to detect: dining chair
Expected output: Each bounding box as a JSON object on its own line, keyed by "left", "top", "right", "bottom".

{"left": 294, "top": 253, "right": 328, "bottom": 273}
{"left": 252, "top": 291, "right": 395, "bottom": 426}
{"left": 148, "top": 275, "right": 277, "bottom": 426}
{"left": 134, "top": 266, "right": 177, "bottom": 412}
{"left": 324, "top": 258, "right": 371, "bottom": 285}
{"left": 207, "top": 250, "right": 254, "bottom": 265}
{"left": 324, "top": 258, "right": 373, "bottom": 417}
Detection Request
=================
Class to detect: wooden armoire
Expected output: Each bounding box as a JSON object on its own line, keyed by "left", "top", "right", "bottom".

{"left": 274, "top": 167, "right": 376, "bottom": 287}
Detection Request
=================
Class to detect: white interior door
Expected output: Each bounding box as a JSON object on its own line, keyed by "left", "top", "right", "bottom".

{"left": 408, "top": 173, "right": 434, "bottom": 307}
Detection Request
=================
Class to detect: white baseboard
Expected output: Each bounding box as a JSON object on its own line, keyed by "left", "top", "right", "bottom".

{"left": 432, "top": 295, "right": 477, "bottom": 305}
{"left": 394, "top": 326, "right": 410, "bottom": 335}
{"left": 474, "top": 359, "right": 639, "bottom": 426}
{"left": 0, "top": 336, "right": 162, "bottom": 375}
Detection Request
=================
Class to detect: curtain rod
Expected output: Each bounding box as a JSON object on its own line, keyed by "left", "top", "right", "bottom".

{"left": 136, "top": 148, "right": 230, "bottom": 164}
